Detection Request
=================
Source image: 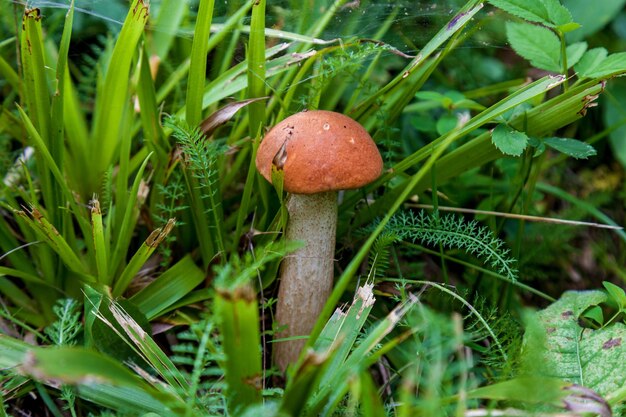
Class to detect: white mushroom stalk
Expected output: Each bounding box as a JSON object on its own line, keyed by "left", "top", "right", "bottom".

{"left": 274, "top": 191, "right": 337, "bottom": 372}
{"left": 256, "top": 110, "right": 383, "bottom": 372}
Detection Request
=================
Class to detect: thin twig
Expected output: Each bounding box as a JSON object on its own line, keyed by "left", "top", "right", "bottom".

{"left": 412, "top": 204, "right": 623, "bottom": 230}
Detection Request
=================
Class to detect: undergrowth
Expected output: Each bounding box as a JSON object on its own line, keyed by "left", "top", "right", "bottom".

{"left": 0, "top": 0, "right": 625, "bottom": 416}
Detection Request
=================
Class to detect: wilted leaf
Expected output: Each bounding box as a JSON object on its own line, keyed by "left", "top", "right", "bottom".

{"left": 199, "top": 97, "right": 269, "bottom": 137}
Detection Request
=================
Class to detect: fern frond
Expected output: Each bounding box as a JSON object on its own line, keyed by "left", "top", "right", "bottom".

{"left": 165, "top": 116, "right": 226, "bottom": 232}
{"left": 368, "top": 229, "right": 400, "bottom": 279}
{"left": 387, "top": 210, "right": 518, "bottom": 282}
{"left": 153, "top": 169, "right": 187, "bottom": 264}
{"left": 169, "top": 314, "right": 227, "bottom": 412}
{"left": 44, "top": 298, "right": 82, "bottom": 346}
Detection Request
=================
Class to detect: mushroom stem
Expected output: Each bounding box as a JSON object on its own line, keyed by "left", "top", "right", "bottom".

{"left": 274, "top": 191, "right": 337, "bottom": 372}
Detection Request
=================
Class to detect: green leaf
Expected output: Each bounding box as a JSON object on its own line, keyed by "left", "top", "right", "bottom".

{"left": 130, "top": 254, "right": 205, "bottom": 320}
{"left": 436, "top": 114, "right": 458, "bottom": 135}
{"left": 603, "top": 282, "right": 626, "bottom": 310}
{"left": 524, "top": 290, "right": 626, "bottom": 397}
{"left": 544, "top": 137, "right": 596, "bottom": 159}
{"left": 604, "top": 81, "right": 626, "bottom": 169}
{"left": 91, "top": 0, "right": 149, "bottom": 178}
{"left": 565, "top": 41, "right": 587, "bottom": 68}
{"left": 542, "top": 0, "right": 574, "bottom": 26}
{"left": 563, "top": 0, "right": 626, "bottom": 42}
{"left": 575, "top": 47, "right": 608, "bottom": 77}
{"left": 216, "top": 284, "right": 263, "bottom": 415}
{"left": 92, "top": 298, "right": 151, "bottom": 365}
{"left": 468, "top": 376, "right": 569, "bottom": 404}
{"left": 489, "top": 0, "right": 551, "bottom": 25}
{"left": 556, "top": 21, "right": 581, "bottom": 33}
{"left": 583, "top": 305, "right": 605, "bottom": 325}
{"left": 584, "top": 52, "right": 626, "bottom": 78}
{"left": 186, "top": 0, "right": 215, "bottom": 126}
{"left": 506, "top": 22, "right": 561, "bottom": 72}
{"left": 24, "top": 346, "right": 148, "bottom": 388}
{"left": 491, "top": 124, "right": 529, "bottom": 156}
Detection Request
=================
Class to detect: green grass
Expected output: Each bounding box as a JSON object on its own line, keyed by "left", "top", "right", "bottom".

{"left": 1, "top": 0, "right": 626, "bottom": 416}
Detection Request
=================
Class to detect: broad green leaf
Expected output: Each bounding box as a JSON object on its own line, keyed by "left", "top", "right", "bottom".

{"left": 544, "top": 137, "right": 596, "bottom": 159}
{"left": 491, "top": 124, "right": 529, "bottom": 156}
{"left": 575, "top": 47, "right": 609, "bottom": 77}
{"left": 563, "top": 0, "right": 626, "bottom": 42}
{"left": 603, "top": 282, "right": 626, "bottom": 309}
{"left": 436, "top": 114, "right": 459, "bottom": 135}
{"left": 583, "top": 305, "right": 605, "bottom": 326}
{"left": 506, "top": 22, "right": 561, "bottom": 72}
{"left": 542, "top": 0, "right": 574, "bottom": 26}
{"left": 489, "top": 0, "right": 551, "bottom": 25}
{"left": 556, "top": 21, "right": 581, "bottom": 33}
{"left": 525, "top": 290, "right": 626, "bottom": 397}
{"left": 565, "top": 41, "right": 587, "bottom": 68}
{"left": 584, "top": 52, "right": 626, "bottom": 78}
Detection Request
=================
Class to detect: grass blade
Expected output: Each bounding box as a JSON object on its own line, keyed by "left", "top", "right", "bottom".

{"left": 130, "top": 254, "right": 205, "bottom": 320}
{"left": 112, "top": 218, "right": 175, "bottom": 298}
{"left": 91, "top": 0, "right": 149, "bottom": 185}
{"left": 186, "top": 0, "right": 215, "bottom": 126}
{"left": 216, "top": 284, "right": 263, "bottom": 415}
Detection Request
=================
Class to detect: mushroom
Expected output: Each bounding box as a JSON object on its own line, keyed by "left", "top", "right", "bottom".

{"left": 255, "top": 110, "right": 383, "bottom": 371}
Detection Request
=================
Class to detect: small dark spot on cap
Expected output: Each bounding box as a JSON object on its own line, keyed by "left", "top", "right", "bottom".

{"left": 603, "top": 338, "right": 621, "bottom": 349}
{"left": 546, "top": 327, "right": 556, "bottom": 334}
{"left": 561, "top": 310, "right": 574, "bottom": 318}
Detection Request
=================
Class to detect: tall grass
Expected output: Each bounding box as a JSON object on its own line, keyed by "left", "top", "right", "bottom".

{"left": 1, "top": 0, "right": 625, "bottom": 415}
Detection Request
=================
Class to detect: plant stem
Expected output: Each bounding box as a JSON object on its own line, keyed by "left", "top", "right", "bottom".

{"left": 558, "top": 30, "right": 569, "bottom": 92}
{"left": 274, "top": 191, "right": 337, "bottom": 372}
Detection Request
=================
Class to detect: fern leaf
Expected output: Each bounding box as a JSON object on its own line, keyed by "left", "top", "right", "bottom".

{"left": 386, "top": 210, "right": 518, "bottom": 282}
{"left": 368, "top": 230, "right": 400, "bottom": 279}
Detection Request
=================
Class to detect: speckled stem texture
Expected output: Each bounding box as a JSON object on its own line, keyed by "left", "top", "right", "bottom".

{"left": 274, "top": 191, "right": 337, "bottom": 372}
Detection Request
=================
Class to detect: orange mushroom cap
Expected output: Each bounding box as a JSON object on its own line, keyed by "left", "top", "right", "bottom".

{"left": 255, "top": 110, "right": 383, "bottom": 194}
